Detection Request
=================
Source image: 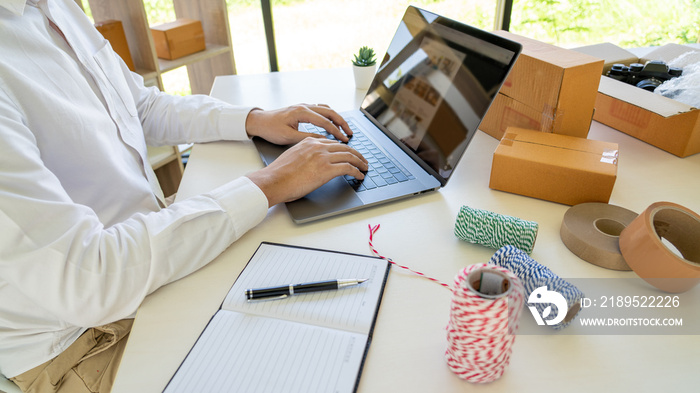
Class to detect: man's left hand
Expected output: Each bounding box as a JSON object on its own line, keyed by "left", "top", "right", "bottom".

{"left": 245, "top": 104, "right": 352, "bottom": 145}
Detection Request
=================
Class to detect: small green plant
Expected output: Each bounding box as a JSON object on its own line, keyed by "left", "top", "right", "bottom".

{"left": 352, "top": 46, "right": 377, "bottom": 67}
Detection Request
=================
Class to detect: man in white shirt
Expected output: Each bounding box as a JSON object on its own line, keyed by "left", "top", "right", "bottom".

{"left": 0, "top": 0, "right": 368, "bottom": 391}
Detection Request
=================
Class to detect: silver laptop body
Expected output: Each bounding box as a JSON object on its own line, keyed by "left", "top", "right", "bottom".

{"left": 254, "top": 6, "right": 522, "bottom": 223}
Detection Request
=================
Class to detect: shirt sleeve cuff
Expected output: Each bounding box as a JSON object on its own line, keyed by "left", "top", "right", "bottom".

{"left": 217, "top": 106, "right": 260, "bottom": 141}
{"left": 208, "top": 176, "right": 269, "bottom": 239}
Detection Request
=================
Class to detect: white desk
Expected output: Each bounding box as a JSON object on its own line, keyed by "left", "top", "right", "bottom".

{"left": 112, "top": 68, "right": 700, "bottom": 393}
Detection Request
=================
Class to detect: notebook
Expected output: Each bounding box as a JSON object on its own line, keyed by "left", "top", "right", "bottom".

{"left": 254, "top": 6, "right": 522, "bottom": 223}
{"left": 163, "top": 242, "right": 390, "bottom": 393}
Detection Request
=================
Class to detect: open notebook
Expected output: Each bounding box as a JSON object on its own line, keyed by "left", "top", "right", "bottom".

{"left": 163, "top": 242, "right": 391, "bottom": 393}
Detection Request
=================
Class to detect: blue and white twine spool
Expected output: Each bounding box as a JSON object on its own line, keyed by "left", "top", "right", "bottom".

{"left": 489, "top": 245, "right": 584, "bottom": 329}
{"left": 455, "top": 206, "right": 539, "bottom": 254}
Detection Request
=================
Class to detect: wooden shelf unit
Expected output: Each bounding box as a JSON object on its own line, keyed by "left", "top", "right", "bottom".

{"left": 76, "top": 0, "right": 237, "bottom": 197}
{"left": 82, "top": 0, "right": 237, "bottom": 93}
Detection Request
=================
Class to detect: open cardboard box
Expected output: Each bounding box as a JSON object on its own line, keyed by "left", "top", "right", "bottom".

{"left": 480, "top": 31, "right": 603, "bottom": 140}
{"left": 574, "top": 43, "right": 700, "bottom": 157}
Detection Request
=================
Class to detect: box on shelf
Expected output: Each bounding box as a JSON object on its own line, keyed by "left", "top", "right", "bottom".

{"left": 480, "top": 31, "right": 604, "bottom": 140}
{"left": 94, "top": 20, "right": 135, "bottom": 71}
{"left": 573, "top": 43, "right": 700, "bottom": 157}
{"left": 150, "top": 19, "right": 205, "bottom": 60}
{"left": 489, "top": 127, "right": 619, "bottom": 205}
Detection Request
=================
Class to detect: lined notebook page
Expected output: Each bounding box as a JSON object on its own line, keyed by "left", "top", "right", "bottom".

{"left": 223, "top": 243, "right": 388, "bottom": 334}
{"left": 163, "top": 311, "right": 368, "bottom": 393}
{"left": 163, "top": 243, "right": 389, "bottom": 393}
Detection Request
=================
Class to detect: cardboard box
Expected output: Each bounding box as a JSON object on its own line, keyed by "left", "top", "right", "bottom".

{"left": 480, "top": 31, "right": 604, "bottom": 140}
{"left": 489, "top": 127, "right": 619, "bottom": 205}
{"left": 574, "top": 43, "right": 700, "bottom": 157}
{"left": 94, "top": 20, "right": 135, "bottom": 71}
{"left": 151, "top": 19, "right": 205, "bottom": 60}
{"left": 572, "top": 42, "right": 638, "bottom": 75}
{"left": 574, "top": 42, "right": 700, "bottom": 74}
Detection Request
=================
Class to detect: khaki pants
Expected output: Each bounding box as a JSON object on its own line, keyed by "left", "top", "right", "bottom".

{"left": 11, "top": 320, "right": 133, "bottom": 393}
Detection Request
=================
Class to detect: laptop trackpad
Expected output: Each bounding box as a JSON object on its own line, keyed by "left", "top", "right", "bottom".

{"left": 286, "top": 177, "right": 364, "bottom": 223}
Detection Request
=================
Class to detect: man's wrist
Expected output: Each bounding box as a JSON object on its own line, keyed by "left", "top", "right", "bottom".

{"left": 245, "top": 170, "right": 279, "bottom": 208}
{"left": 244, "top": 108, "right": 265, "bottom": 138}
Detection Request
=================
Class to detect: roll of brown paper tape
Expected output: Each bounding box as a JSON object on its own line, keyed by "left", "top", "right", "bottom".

{"left": 560, "top": 203, "right": 638, "bottom": 271}
{"left": 619, "top": 202, "right": 700, "bottom": 293}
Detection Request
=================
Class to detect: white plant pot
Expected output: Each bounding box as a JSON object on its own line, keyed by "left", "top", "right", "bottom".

{"left": 353, "top": 64, "right": 377, "bottom": 90}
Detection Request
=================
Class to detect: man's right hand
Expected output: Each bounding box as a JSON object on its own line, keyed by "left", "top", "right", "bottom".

{"left": 245, "top": 137, "right": 368, "bottom": 207}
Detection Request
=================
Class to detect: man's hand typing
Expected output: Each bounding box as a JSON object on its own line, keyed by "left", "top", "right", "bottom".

{"left": 246, "top": 137, "right": 368, "bottom": 207}
{"left": 245, "top": 104, "right": 352, "bottom": 144}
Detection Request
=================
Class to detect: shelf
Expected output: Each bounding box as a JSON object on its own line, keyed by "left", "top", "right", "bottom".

{"left": 147, "top": 146, "right": 180, "bottom": 170}
{"left": 148, "top": 146, "right": 184, "bottom": 197}
{"left": 158, "top": 44, "right": 231, "bottom": 74}
{"left": 84, "top": 0, "right": 236, "bottom": 93}
{"left": 136, "top": 68, "right": 158, "bottom": 85}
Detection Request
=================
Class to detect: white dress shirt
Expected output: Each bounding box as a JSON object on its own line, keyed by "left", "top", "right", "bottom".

{"left": 0, "top": 0, "right": 269, "bottom": 377}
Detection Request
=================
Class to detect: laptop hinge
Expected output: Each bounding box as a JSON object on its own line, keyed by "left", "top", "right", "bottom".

{"left": 359, "top": 107, "right": 448, "bottom": 187}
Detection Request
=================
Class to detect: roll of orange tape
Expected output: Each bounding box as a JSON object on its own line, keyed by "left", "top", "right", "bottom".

{"left": 619, "top": 201, "right": 700, "bottom": 293}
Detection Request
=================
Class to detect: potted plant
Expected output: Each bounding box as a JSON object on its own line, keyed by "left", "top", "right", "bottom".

{"left": 352, "top": 46, "right": 377, "bottom": 90}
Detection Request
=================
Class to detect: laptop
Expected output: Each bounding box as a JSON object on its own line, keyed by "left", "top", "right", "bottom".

{"left": 254, "top": 6, "right": 522, "bottom": 223}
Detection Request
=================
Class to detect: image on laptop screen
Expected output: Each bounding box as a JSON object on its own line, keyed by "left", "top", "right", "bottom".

{"left": 361, "top": 7, "right": 518, "bottom": 181}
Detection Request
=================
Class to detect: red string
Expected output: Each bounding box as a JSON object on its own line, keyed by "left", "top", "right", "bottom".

{"left": 445, "top": 264, "right": 525, "bottom": 383}
{"left": 368, "top": 224, "right": 452, "bottom": 290}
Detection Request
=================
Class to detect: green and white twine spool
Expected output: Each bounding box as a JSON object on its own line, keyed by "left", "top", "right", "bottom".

{"left": 454, "top": 206, "right": 539, "bottom": 254}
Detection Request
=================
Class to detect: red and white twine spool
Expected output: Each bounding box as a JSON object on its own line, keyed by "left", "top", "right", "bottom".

{"left": 368, "top": 225, "right": 525, "bottom": 383}
{"left": 445, "top": 263, "right": 525, "bottom": 383}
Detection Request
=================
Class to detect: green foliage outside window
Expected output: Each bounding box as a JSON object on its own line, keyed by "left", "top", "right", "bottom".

{"left": 512, "top": 0, "right": 700, "bottom": 47}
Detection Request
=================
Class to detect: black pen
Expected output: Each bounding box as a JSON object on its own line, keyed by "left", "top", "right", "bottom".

{"left": 245, "top": 278, "right": 369, "bottom": 301}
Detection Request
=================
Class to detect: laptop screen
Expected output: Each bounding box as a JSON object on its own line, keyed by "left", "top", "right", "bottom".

{"left": 361, "top": 6, "right": 520, "bottom": 182}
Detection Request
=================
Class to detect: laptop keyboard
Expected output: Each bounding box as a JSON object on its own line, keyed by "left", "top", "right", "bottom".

{"left": 299, "top": 121, "right": 415, "bottom": 192}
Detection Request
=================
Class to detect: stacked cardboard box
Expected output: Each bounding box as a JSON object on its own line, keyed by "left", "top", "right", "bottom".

{"left": 480, "top": 30, "right": 604, "bottom": 140}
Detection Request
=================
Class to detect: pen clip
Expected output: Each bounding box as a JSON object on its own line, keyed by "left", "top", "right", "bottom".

{"left": 246, "top": 294, "right": 289, "bottom": 303}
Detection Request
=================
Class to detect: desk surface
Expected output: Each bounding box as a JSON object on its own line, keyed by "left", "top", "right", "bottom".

{"left": 113, "top": 68, "right": 700, "bottom": 393}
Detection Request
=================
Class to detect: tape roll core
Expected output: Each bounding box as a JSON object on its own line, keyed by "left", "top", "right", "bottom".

{"left": 620, "top": 202, "right": 700, "bottom": 293}
{"left": 594, "top": 218, "right": 626, "bottom": 237}
{"left": 650, "top": 206, "right": 700, "bottom": 265}
{"left": 560, "top": 203, "right": 638, "bottom": 271}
